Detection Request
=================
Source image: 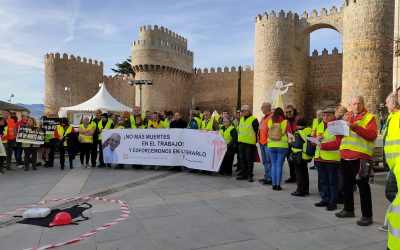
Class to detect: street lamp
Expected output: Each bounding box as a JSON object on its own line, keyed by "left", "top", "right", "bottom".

{"left": 64, "top": 86, "right": 72, "bottom": 106}
{"left": 128, "top": 80, "right": 153, "bottom": 111}
{"left": 8, "top": 94, "right": 14, "bottom": 103}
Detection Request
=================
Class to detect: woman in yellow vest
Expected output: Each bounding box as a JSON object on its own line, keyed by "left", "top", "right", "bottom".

{"left": 312, "top": 108, "right": 341, "bottom": 211}
{"left": 147, "top": 112, "right": 162, "bottom": 128}
{"left": 387, "top": 157, "right": 400, "bottom": 250}
{"left": 22, "top": 117, "right": 41, "bottom": 171}
{"left": 266, "top": 107, "right": 292, "bottom": 191}
{"left": 55, "top": 117, "right": 76, "bottom": 170}
{"left": 218, "top": 117, "right": 237, "bottom": 176}
{"left": 289, "top": 118, "right": 313, "bottom": 197}
{"left": 79, "top": 116, "right": 94, "bottom": 169}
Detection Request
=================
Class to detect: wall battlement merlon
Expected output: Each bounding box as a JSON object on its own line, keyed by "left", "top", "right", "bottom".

{"left": 310, "top": 47, "right": 342, "bottom": 58}
{"left": 45, "top": 52, "right": 103, "bottom": 67}
{"left": 194, "top": 65, "right": 253, "bottom": 74}
{"left": 139, "top": 25, "right": 187, "bottom": 44}
{"left": 102, "top": 75, "right": 131, "bottom": 81}
{"left": 255, "top": 6, "right": 342, "bottom": 22}
{"left": 132, "top": 40, "right": 193, "bottom": 57}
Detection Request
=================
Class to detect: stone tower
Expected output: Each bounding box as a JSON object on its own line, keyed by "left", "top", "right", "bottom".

{"left": 342, "top": 0, "right": 394, "bottom": 110}
{"left": 131, "top": 25, "right": 193, "bottom": 114}
{"left": 44, "top": 53, "right": 103, "bottom": 115}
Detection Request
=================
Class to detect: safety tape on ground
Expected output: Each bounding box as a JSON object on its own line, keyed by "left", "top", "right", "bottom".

{"left": 0, "top": 196, "right": 131, "bottom": 250}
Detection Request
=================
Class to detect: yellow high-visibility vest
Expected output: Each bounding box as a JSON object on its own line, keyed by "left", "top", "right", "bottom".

{"left": 79, "top": 123, "right": 94, "bottom": 143}
{"left": 291, "top": 127, "right": 313, "bottom": 161}
{"left": 219, "top": 125, "right": 235, "bottom": 144}
{"left": 387, "top": 157, "right": 400, "bottom": 250}
{"left": 340, "top": 113, "right": 376, "bottom": 156}
{"left": 1, "top": 127, "right": 8, "bottom": 144}
{"left": 238, "top": 116, "right": 257, "bottom": 145}
{"left": 315, "top": 122, "right": 340, "bottom": 161}
{"left": 201, "top": 119, "right": 215, "bottom": 131}
{"left": 98, "top": 119, "right": 113, "bottom": 140}
{"left": 267, "top": 119, "right": 288, "bottom": 148}
{"left": 383, "top": 111, "right": 400, "bottom": 169}
{"left": 56, "top": 125, "right": 73, "bottom": 146}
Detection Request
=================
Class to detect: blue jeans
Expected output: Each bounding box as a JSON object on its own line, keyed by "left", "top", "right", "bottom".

{"left": 259, "top": 144, "right": 272, "bottom": 181}
{"left": 267, "top": 147, "right": 289, "bottom": 185}
{"left": 316, "top": 161, "right": 339, "bottom": 204}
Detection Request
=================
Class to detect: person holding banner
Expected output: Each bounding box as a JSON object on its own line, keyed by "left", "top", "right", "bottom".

{"left": 115, "top": 117, "right": 126, "bottom": 129}
{"left": 201, "top": 111, "right": 219, "bottom": 131}
{"left": 219, "top": 117, "right": 237, "bottom": 176}
{"left": 236, "top": 105, "right": 259, "bottom": 182}
{"left": 21, "top": 117, "right": 41, "bottom": 171}
{"left": 55, "top": 117, "right": 76, "bottom": 170}
{"left": 147, "top": 112, "right": 162, "bottom": 129}
{"left": 91, "top": 110, "right": 102, "bottom": 168}
{"left": 97, "top": 113, "right": 115, "bottom": 167}
{"left": 79, "top": 116, "right": 95, "bottom": 169}
{"left": 102, "top": 133, "right": 121, "bottom": 166}
{"left": 335, "top": 96, "right": 377, "bottom": 226}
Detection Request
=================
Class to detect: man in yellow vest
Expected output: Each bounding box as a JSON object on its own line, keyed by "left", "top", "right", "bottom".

{"left": 335, "top": 96, "right": 378, "bottom": 226}
{"left": 310, "top": 110, "right": 322, "bottom": 170}
{"left": 129, "top": 106, "right": 142, "bottom": 129}
{"left": 219, "top": 117, "right": 238, "bottom": 176}
{"left": 236, "top": 105, "right": 259, "bottom": 182}
{"left": 79, "top": 116, "right": 95, "bottom": 168}
{"left": 201, "top": 111, "right": 219, "bottom": 131}
{"left": 98, "top": 113, "right": 115, "bottom": 167}
{"left": 258, "top": 102, "right": 273, "bottom": 185}
{"left": 54, "top": 117, "right": 76, "bottom": 170}
{"left": 312, "top": 108, "right": 341, "bottom": 211}
{"left": 91, "top": 109, "right": 102, "bottom": 168}
{"left": 387, "top": 156, "right": 400, "bottom": 250}
{"left": 188, "top": 110, "right": 202, "bottom": 129}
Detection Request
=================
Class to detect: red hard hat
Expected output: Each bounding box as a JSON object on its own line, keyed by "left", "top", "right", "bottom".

{"left": 49, "top": 212, "right": 73, "bottom": 226}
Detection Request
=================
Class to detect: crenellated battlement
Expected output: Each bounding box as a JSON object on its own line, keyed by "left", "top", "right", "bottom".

{"left": 132, "top": 39, "right": 193, "bottom": 57}
{"left": 139, "top": 25, "right": 187, "bottom": 44}
{"left": 194, "top": 65, "right": 252, "bottom": 74}
{"left": 45, "top": 52, "right": 103, "bottom": 67}
{"left": 310, "top": 47, "right": 342, "bottom": 58}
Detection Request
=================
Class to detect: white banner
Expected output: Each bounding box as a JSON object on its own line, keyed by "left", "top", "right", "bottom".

{"left": 16, "top": 126, "right": 45, "bottom": 145}
{"left": 102, "top": 129, "right": 227, "bottom": 172}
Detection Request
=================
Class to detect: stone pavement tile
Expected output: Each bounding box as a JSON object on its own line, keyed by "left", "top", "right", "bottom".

{"left": 96, "top": 236, "right": 156, "bottom": 250}
{"left": 57, "top": 240, "right": 97, "bottom": 250}
{"left": 0, "top": 204, "right": 23, "bottom": 213}
{"left": 132, "top": 204, "right": 178, "bottom": 219}
{"left": 205, "top": 181, "right": 240, "bottom": 190}
{"left": 332, "top": 222, "right": 388, "bottom": 243}
{"left": 276, "top": 212, "right": 334, "bottom": 231}
{"left": 2, "top": 195, "right": 44, "bottom": 205}
{"left": 181, "top": 184, "right": 216, "bottom": 193}
{"left": 141, "top": 214, "right": 192, "bottom": 235}
{"left": 194, "top": 222, "right": 256, "bottom": 246}
{"left": 254, "top": 202, "right": 311, "bottom": 218}
{"left": 236, "top": 217, "right": 295, "bottom": 239}
{"left": 39, "top": 220, "right": 94, "bottom": 245}
{"left": 193, "top": 190, "right": 229, "bottom": 200}
{"left": 153, "top": 185, "right": 188, "bottom": 196}
{"left": 162, "top": 192, "right": 201, "bottom": 203}
{"left": 0, "top": 223, "right": 42, "bottom": 249}
{"left": 91, "top": 209, "right": 128, "bottom": 226}
{"left": 302, "top": 226, "right": 376, "bottom": 250}
{"left": 347, "top": 241, "right": 387, "bottom": 250}
{"left": 169, "top": 201, "right": 217, "bottom": 215}
{"left": 94, "top": 219, "right": 148, "bottom": 243}
{"left": 233, "top": 194, "right": 275, "bottom": 206}
{"left": 195, "top": 239, "right": 274, "bottom": 250}
{"left": 221, "top": 188, "right": 258, "bottom": 198}
{"left": 204, "top": 198, "right": 246, "bottom": 210}
{"left": 149, "top": 227, "right": 209, "bottom": 250}
{"left": 261, "top": 231, "right": 334, "bottom": 250}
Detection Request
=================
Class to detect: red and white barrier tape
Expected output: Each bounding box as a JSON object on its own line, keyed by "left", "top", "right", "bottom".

{"left": 0, "top": 195, "right": 131, "bottom": 250}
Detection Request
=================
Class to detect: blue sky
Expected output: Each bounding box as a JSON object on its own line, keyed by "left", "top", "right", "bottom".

{"left": 0, "top": 0, "right": 343, "bottom": 104}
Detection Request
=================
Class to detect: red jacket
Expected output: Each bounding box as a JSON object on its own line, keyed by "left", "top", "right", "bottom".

{"left": 312, "top": 121, "right": 342, "bottom": 163}
{"left": 340, "top": 109, "right": 378, "bottom": 160}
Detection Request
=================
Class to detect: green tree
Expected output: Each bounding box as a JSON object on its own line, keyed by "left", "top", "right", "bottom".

{"left": 111, "top": 58, "right": 135, "bottom": 76}
{"left": 236, "top": 66, "right": 242, "bottom": 110}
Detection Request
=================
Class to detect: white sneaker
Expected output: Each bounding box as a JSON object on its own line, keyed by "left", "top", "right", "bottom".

{"left": 378, "top": 225, "right": 388, "bottom": 232}
{"left": 17, "top": 165, "right": 24, "bottom": 169}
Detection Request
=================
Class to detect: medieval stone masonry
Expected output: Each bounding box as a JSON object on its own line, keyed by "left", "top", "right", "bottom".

{"left": 45, "top": 0, "right": 395, "bottom": 120}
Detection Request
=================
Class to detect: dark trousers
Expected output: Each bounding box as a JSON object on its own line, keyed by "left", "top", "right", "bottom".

{"left": 219, "top": 147, "right": 235, "bottom": 175}
{"left": 0, "top": 156, "right": 5, "bottom": 170}
{"left": 48, "top": 138, "right": 57, "bottom": 166}
{"left": 91, "top": 139, "right": 104, "bottom": 166}
{"left": 24, "top": 147, "right": 38, "bottom": 169}
{"left": 295, "top": 160, "right": 309, "bottom": 194}
{"left": 288, "top": 158, "right": 296, "bottom": 180}
{"left": 80, "top": 143, "right": 91, "bottom": 164}
{"left": 316, "top": 161, "right": 339, "bottom": 204}
{"left": 238, "top": 143, "right": 255, "bottom": 179}
{"left": 341, "top": 159, "right": 373, "bottom": 218}
{"left": 6, "top": 140, "right": 15, "bottom": 168}
{"left": 59, "top": 144, "right": 73, "bottom": 168}
{"left": 14, "top": 142, "right": 23, "bottom": 165}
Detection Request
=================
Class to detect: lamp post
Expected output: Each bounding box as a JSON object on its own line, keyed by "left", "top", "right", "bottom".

{"left": 64, "top": 86, "right": 72, "bottom": 119}
{"left": 8, "top": 94, "right": 14, "bottom": 103}
{"left": 128, "top": 80, "right": 153, "bottom": 111}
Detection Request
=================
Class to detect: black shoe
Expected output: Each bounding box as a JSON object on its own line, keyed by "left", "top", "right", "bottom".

{"left": 36, "top": 162, "right": 42, "bottom": 166}
{"left": 0, "top": 168, "right": 4, "bottom": 174}
{"left": 33, "top": 167, "right": 37, "bottom": 170}
{"left": 291, "top": 191, "right": 306, "bottom": 197}
{"left": 188, "top": 169, "right": 199, "bottom": 173}
{"left": 276, "top": 185, "right": 282, "bottom": 191}
{"left": 248, "top": 178, "right": 254, "bottom": 182}
{"left": 236, "top": 176, "right": 247, "bottom": 180}
{"left": 314, "top": 201, "right": 329, "bottom": 207}
{"left": 335, "top": 210, "right": 355, "bottom": 218}
{"left": 356, "top": 217, "right": 373, "bottom": 226}
{"left": 263, "top": 180, "right": 273, "bottom": 185}
{"left": 61, "top": 165, "right": 65, "bottom": 170}
{"left": 43, "top": 162, "right": 49, "bottom": 167}
{"left": 272, "top": 185, "right": 277, "bottom": 190}
{"left": 6, "top": 168, "right": 15, "bottom": 171}
{"left": 285, "top": 178, "right": 296, "bottom": 183}
{"left": 326, "top": 203, "right": 337, "bottom": 211}
{"left": 24, "top": 168, "right": 28, "bottom": 171}
{"left": 258, "top": 179, "right": 266, "bottom": 183}
{"left": 98, "top": 164, "right": 106, "bottom": 168}
{"left": 305, "top": 191, "right": 310, "bottom": 196}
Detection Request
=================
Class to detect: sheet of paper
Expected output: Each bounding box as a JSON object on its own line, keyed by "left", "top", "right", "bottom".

{"left": 306, "top": 136, "right": 320, "bottom": 146}
{"left": 327, "top": 120, "right": 349, "bottom": 136}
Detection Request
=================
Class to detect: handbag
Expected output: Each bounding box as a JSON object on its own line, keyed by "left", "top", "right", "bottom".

{"left": 385, "top": 167, "right": 397, "bottom": 202}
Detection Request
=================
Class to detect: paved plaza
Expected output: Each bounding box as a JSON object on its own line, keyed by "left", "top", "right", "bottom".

{"left": 0, "top": 160, "right": 390, "bottom": 250}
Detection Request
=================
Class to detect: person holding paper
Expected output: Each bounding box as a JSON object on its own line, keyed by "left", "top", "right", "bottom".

{"left": 21, "top": 117, "right": 41, "bottom": 171}
{"left": 313, "top": 108, "right": 342, "bottom": 211}
{"left": 335, "top": 96, "right": 378, "bottom": 227}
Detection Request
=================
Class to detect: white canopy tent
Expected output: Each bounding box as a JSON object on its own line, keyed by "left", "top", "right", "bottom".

{"left": 58, "top": 83, "right": 132, "bottom": 118}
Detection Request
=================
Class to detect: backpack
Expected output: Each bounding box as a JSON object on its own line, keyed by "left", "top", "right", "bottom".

{"left": 269, "top": 123, "right": 283, "bottom": 141}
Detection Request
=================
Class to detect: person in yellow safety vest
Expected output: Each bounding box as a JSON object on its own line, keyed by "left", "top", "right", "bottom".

{"left": 115, "top": 117, "right": 127, "bottom": 129}
{"left": 90, "top": 109, "right": 102, "bottom": 168}
{"left": 78, "top": 116, "right": 95, "bottom": 169}
{"left": 288, "top": 118, "right": 313, "bottom": 197}
{"left": 0, "top": 115, "right": 7, "bottom": 174}
{"left": 236, "top": 105, "right": 259, "bottom": 182}
{"left": 188, "top": 110, "right": 202, "bottom": 129}
{"left": 54, "top": 117, "right": 76, "bottom": 170}
{"left": 147, "top": 112, "right": 163, "bottom": 128}
{"left": 266, "top": 107, "right": 292, "bottom": 190}
{"left": 129, "top": 106, "right": 145, "bottom": 129}
{"left": 311, "top": 110, "right": 323, "bottom": 134}
{"left": 162, "top": 111, "right": 173, "bottom": 128}
{"left": 387, "top": 156, "right": 400, "bottom": 250}
{"left": 194, "top": 106, "right": 204, "bottom": 121}
{"left": 201, "top": 111, "right": 219, "bottom": 131}
{"left": 134, "top": 114, "right": 146, "bottom": 128}
{"left": 258, "top": 102, "right": 273, "bottom": 185}
{"left": 311, "top": 108, "right": 341, "bottom": 211}
{"left": 335, "top": 96, "right": 378, "bottom": 226}
{"left": 98, "top": 113, "right": 115, "bottom": 168}
{"left": 218, "top": 117, "right": 238, "bottom": 176}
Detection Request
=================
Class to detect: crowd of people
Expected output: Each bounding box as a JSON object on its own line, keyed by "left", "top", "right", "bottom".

{"left": 1, "top": 89, "right": 400, "bottom": 248}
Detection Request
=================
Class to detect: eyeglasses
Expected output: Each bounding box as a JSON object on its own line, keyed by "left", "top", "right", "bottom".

{"left": 285, "top": 111, "right": 292, "bottom": 114}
